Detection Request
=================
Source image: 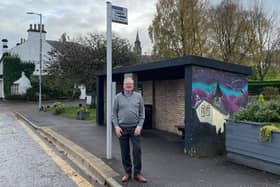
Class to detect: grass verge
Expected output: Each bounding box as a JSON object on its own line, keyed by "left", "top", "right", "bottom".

{"left": 47, "top": 106, "right": 96, "bottom": 122}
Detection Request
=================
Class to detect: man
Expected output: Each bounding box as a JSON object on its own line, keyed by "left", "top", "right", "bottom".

{"left": 112, "top": 77, "right": 147, "bottom": 183}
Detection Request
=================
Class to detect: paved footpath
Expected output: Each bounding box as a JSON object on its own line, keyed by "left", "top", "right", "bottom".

{"left": 3, "top": 101, "right": 280, "bottom": 187}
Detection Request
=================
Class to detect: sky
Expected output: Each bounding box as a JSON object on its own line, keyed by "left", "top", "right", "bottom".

{"left": 0, "top": 0, "right": 280, "bottom": 57}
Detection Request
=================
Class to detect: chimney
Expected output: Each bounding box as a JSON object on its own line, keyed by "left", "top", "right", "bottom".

{"left": 27, "top": 23, "right": 46, "bottom": 33}
{"left": 2, "top": 39, "right": 8, "bottom": 54}
{"left": 27, "top": 23, "right": 47, "bottom": 41}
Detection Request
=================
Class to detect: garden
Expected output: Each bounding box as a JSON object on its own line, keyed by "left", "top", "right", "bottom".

{"left": 44, "top": 102, "right": 96, "bottom": 122}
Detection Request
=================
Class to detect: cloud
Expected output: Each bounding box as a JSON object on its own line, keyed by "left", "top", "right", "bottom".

{"left": 0, "top": 0, "right": 157, "bottom": 56}
{"left": 2, "top": 0, "right": 278, "bottom": 57}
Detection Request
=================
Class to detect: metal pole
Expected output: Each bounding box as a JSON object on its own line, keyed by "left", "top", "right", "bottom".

{"left": 106, "top": 1, "right": 112, "bottom": 159}
{"left": 39, "top": 14, "right": 42, "bottom": 110}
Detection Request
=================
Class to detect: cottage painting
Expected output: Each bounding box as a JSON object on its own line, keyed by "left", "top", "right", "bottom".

{"left": 192, "top": 66, "right": 248, "bottom": 116}
{"left": 194, "top": 99, "right": 229, "bottom": 134}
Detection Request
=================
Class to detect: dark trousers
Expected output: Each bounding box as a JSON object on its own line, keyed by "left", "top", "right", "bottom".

{"left": 119, "top": 127, "right": 142, "bottom": 176}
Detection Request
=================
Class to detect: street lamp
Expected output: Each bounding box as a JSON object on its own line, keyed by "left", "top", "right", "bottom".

{"left": 27, "top": 12, "right": 42, "bottom": 110}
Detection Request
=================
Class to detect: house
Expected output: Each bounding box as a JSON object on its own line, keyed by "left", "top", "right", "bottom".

{"left": 9, "top": 24, "right": 57, "bottom": 75}
{"left": 11, "top": 72, "right": 32, "bottom": 95}
{"left": 0, "top": 24, "right": 85, "bottom": 99}
{"left": 0, "top": 24, "right": 53, "bottom": 98}
{"left": 0, "top": 39, "right": 8, "bottom": 99}
{"left": 96, "top": 55, "right": 251, "bottom": 156}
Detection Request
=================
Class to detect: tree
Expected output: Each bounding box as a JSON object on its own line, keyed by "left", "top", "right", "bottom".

{"left": 47, "top": 33, "right": 137, "bottom": 94}
{"left": 208, "top": 0, "right": 252, "bottom": 64}
{"left": 148, "top": 0, "right": 209, "bottom": 59}
{"left": 246, "top": 2, "right": 280, "bottom": 80}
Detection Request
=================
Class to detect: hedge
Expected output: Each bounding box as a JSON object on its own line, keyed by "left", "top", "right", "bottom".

{"left": 248, "top": 80, "right": 280, "bottom": 95}
{"left": 3, "top": 55, "right": 35, "bottom": 96}
{"left": 25, "top": 76, "right": 81, "bottom": 101}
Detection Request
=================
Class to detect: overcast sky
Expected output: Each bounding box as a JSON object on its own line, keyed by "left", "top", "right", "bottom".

{"left": 0, "top": 0, "right": 279, "bottom": 57}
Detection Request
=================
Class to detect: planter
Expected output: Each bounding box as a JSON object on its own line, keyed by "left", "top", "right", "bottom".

{"left": 226, "top": 120, "right": 280, "bottom": 175}
{"left": 77, "top": 111, "right": 90, "bottom": 120}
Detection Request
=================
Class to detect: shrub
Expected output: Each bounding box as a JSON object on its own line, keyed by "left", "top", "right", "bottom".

{"left": 257, "top": 94, "right": 265, "bottom": 104}
{"left": 53, "top": 102, "right": 64, "bottom": 115}
{"left": 259, "top": 124, "right": 280, "bottom": 142}
{"left": 27, "top": 76, "right": 75, "bottom": 100}
{"left": 78, "top": 103, "right": 88, "bottom": 112}
{"left": 261, "top": 86, "right": 279, "bottom": 99}
{"left": 234, "top": 99, "right": 280, "bottom": 122}
{"left": 26, "top": 87, "right": 37, "bottom": 101}
{"left": 5, "top": 95, "right": 27, "bottom": 100}
{"left": 234, "top": 99, "right": 280, "bottom": 142}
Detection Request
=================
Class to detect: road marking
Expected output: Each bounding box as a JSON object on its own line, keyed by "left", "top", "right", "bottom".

{"left": 16, "top": 116, "right": 94, "bottom": 187}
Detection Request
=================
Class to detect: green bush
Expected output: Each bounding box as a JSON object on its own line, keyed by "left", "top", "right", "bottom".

{"left": 257, "top": 94, "right": 265, "bottom": 104}
{"left": 53, "top": 102, "right": 64, "bottom": 115}
{"left": 259, "top": 124, "right": 280, "bottom": 142}
{"left": 26, "top": 76, "right": 79, "bottom": 100}
{"left": 234, "top": 100, "right": 280, "bottom": 142}
{"left": 26, "top": 87, "right": 37, "bottom": 101}
{"left": 234, "top": 100, "right": 280, "bottom": 122}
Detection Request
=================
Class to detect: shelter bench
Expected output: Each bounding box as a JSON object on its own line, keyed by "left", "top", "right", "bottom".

{"left": 175, "top": 124, "right": 185, "bottom": 139}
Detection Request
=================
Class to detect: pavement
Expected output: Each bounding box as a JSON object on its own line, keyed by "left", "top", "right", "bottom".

{"left": 2, "top": 100, "right": 280, "bottom": 187}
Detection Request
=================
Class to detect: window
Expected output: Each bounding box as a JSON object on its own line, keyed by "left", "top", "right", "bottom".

{"left": 11, "top": 84, "right": 19, "bottom": 95}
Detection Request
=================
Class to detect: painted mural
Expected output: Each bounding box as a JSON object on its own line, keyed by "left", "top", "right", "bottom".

{"left": 192, "top": 66, "right": 248, "bottom": 117}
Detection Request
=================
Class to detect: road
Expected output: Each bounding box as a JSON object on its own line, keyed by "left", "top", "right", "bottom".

{"left": 0, "top": 104, "right": 94, "bottom": 187}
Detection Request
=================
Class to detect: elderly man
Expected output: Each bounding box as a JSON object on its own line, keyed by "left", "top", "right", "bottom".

{"left": 112, "top": 77, "right": 147, "bottom": 183}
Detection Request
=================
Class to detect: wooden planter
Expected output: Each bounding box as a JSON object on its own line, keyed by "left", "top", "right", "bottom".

{"left": 226, "top": 120, "right": 280, "bottom": 175}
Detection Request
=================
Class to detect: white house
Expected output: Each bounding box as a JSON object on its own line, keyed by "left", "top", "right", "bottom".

{"left": 11, "top": 72, "right": 32, "bottom": 95}
{"left": 0, "top": 24, "right": 86, "bottom": 99}
{"left": 0, "top": 39, "right": 8, "bottom": 98}
{"left": 0, "top": 60, "right": 4, "bottom": 98}
{"left": 0, "top": 24, "right": 54, "bottom": 98}
{"left": 0, "top": 59, "right": 4, "bottom": 98}
{"left": 9, "top": 24, "right": 54, "bottom": 75}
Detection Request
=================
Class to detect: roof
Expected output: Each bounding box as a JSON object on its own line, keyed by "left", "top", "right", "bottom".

{"left": 135, "top": 31, "right": 140, "bottom": 42}
{"left": 13, "top": 72, "right": 31, "bottom": 85}
{"left": 46, "top": 40, "right": 63, "bottom": 49}
{"left": 0, "top": 52, "right": 9, "bottom": 63}
{"left": 46, "top": 40, "right": 82, "bottom": 50}
{"left": 96, "top": 55, "right": 252, "bottom": 77}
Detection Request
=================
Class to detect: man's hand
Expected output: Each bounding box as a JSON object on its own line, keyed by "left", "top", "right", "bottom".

{"left": 134, "top": 127, "right": 142, "bottom": 136}
{"left": 115, "top": 127, "right": 122, "bottom": 138}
